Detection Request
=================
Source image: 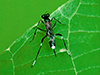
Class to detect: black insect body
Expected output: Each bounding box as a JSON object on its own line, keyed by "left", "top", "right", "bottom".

{"left": 30, "top": 13, "right": 71, "bottom": 67}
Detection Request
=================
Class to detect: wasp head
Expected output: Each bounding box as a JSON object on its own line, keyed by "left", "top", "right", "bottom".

{"left": 41, "top": 13, "right": 50, "bottom": 19}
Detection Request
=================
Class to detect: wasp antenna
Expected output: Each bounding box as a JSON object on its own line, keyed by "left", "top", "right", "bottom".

{"left": 45, "top": 11, "right": 48, "bottom": 14}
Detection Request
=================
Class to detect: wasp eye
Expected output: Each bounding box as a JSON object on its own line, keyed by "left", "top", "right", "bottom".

{"left": 46, "top": 13, "right": 50, "bottom": 17}
{"left": 41, "top": 15, "right": 45, "bottom": 18}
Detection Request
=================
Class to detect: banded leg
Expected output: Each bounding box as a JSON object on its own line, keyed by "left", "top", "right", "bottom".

{"left": 56, "top": 33, "right": 71, "bottom": 56}
{"left": 31, "top": 35, "right": 47, "bottom": 67}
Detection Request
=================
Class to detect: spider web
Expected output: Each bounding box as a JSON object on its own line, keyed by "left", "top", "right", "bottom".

{"left": 0, "top": 0, "right": 100, "bottom": 75}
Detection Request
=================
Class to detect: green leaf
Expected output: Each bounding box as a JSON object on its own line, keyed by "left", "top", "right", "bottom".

{"left": 0, "top": 0, "right": 100, "bottom": 75}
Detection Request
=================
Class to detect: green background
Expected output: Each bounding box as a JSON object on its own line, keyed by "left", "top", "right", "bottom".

{"left": 0, "top": 0, "right": 100, "bottom": 75}
{"left": 0, "top": 0, "right": 68, "bottom": 52}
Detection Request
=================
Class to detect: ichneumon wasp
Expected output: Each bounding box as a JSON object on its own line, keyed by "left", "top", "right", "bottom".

{"left": 30, "top": 13, "right": 71, "bottom": 67}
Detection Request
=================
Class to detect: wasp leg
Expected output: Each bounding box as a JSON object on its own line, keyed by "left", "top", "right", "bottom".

{"left": 31, "top": 35, "right": 47, "bottom": 67}
{"left": 52, "top": 20, "right": 57, "bottom": 28}
{"left": 30, "top": 29, "right": 37, "bottom": 42}
{"left": 30, "top": 28, "right": 46, "bottom": 42}
{"left": 53, "top": 49, "right": 57, "bottom": 57}
{"left": 37, "top": 20, "right": 45, "bottom": 25}
{"left": 30, "top": 20, "right": 46, "bottom": 42}
{"left": 51, "top": 17, "right": 64, "bottom": 28}
{"left": 55, "top": 33, "right": 71, "bottom": 56}
{"left": 51, "top": 17, "right": 61, "bottom": 24}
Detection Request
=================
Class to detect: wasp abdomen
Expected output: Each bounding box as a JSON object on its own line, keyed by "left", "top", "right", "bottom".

{"left": 49, "top": 40, "right": 55, "bottom": 49}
